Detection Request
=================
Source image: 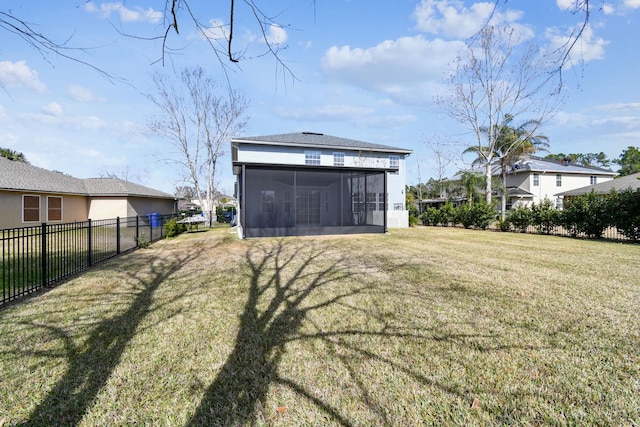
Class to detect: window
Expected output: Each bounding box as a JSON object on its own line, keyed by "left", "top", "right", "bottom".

{"left": 23, "top": 195, "right": 40, "bottom": 222}
{"left": 393, "top": 203, "right": 404, "bottom": 211}
{"left": 556, "top": 197, "right": 564, "bottom": 209}
{"left": 533, "top": 173, "right": 540, "bottom": 186}
{"left": 590, "top": 175, "right": 597, "bottom": 185}
{"left": 47, "top": 196, "right": 63, "bottom": 222}
{"left": 556, "top": 174, "right": 562, "bottom": 187}
{"left": 333, "top": 152, "right": 344, "bottom": 166}
{"left": 283, "top": 191, "right": 291, "bottom": 215}
{"left": 389, "top": 155, "right": 399, "bottom": 175}
{"left": 305, "top": 151, "right": 321, "bottom": 165}
{"left": 261, "top": 190, "right": 275, "bottom": 214}
{"left": 367, "top": 192, "right": 377, "bottom": 211}
{"left": 378, "top": 192, "right": 385, "bottom": 211}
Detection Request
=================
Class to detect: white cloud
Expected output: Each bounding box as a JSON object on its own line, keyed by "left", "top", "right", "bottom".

{"left": 265, "top": 25, "right": 288, "bottom": 45}
{"left": 84, "top": 2, "right": 162, "bottom": 23}
{"left": 0, "top": 61, "right": 47, "bottom": 93}
{"left": 275, "top": 104, "right": 375, "bottom": 122}
{"left": 623, "top": 0, "right": 640, "bottom": 9}
{"left": 413, "top": 0, "right": 527, "bottom": 39}
{"left": 556, "top": 0, "right": 576, "bottom": 11}
{"left": 322, "top": 35, "right": 463, "bottom": 104}
{"left": 201, "top": 19, "right": 228, "bottom": 40}
{"left": 67, "top": 85, "right": 95, "bottom": 102}
{"left": 546, "top": 24, "right": 608, "bottom": 66}
{"left": 595, "top": 102, "right": 640, "bottom": 111}
{"left": 19, "top": 113, "right": 107, "bottom": 130}
{"left": 41, "top": 102, "right": 63, "bottom": 116}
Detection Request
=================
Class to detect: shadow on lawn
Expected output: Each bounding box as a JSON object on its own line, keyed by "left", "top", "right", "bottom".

{"left": 186, "top": 238, "right": 489, "bottom": 426}
{"left": 16, "top": 248, "right": 201, "bottom": 427}
{"left": 186, "top": 238, "right": 360, "bottom": 426}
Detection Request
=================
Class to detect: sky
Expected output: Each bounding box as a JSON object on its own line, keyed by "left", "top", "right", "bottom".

{"left": 1, "top": 0, "right": 640, "bottom": 195}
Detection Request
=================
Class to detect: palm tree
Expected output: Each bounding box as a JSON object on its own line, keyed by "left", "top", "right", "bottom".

{"left": 465, "top": 115, "right": 549, "bottom": 217}
{"left": 0, "top": 147, "right": 29, "bottom": 163}
{"left": 459, "top": 171, "right": 484, "bottom": 205}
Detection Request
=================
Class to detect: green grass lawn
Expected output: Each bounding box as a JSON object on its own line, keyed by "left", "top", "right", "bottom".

{"left": 1, "top": 227, "right": 638, "bottom": 426}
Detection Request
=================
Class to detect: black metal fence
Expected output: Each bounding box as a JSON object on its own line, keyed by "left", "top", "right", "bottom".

{"left": 1, "top": 214, "right": 176, "bottom": 306}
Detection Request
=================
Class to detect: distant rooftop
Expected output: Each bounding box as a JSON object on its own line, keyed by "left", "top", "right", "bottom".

{"left": 556, "top": 172, "right": 640, "bottom": 197}
{"left": 0, "top": 157, "right": 174, "bottom": 199}
{"left": 233, "top": 132, "right": 412, "bottom": 154}
{"left": 460, "top": 155, "right": 617, "bottom": 177}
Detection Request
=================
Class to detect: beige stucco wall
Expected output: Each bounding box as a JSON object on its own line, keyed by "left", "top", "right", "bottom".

{"left": 88, "top": 198, "right": 130, "bottom": 220}
{"left": 127, "top": 197, "right": 176, "bottom": 217}
{"left": 0, "top": 190, "right": 89, "bottom": 229}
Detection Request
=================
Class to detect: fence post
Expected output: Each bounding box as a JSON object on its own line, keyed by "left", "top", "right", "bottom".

{"left": 149, "top": 214, "right": 153, "bottom": 242}
{"left": 135, "top": 216, "right": 139, "bottom": 244}
{"left": 87, "top": 219, "right": 93, "bottom": 267}
{"left": 116, "top": 217, "right": 121, "bottom": 255}
{"left": 41, "top": 222, "right": 47, "bottom": 287}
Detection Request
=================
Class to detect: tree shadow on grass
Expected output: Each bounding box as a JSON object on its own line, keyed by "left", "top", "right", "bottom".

{"left": 186, "top": 239, "right": 364, "bottom": 426}
{"left": 15, "top": 248, "right": 201, "bottom": 427}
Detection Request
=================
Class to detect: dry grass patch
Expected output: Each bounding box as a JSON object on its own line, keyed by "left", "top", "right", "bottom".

{"left": 0, "top": 227, "right": 638, "bottom": 426}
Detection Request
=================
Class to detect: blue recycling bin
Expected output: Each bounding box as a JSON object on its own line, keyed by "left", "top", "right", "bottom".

{"left": 148, "top": 213, "right": 160, "bottom": 227}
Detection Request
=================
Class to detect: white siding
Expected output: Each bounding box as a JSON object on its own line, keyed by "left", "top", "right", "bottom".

{"left": 237, "top": 144, "right": 409, "bottom": 227}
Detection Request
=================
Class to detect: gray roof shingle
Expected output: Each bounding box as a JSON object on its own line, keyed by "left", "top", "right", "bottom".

{"left": 233, "top": 132, "right": 412, "bottom": 154}
{"left": 0, "top": 157, "right": 174, "bottom": 199}
{"left": 556, "top": 172, "right": 640, "bottom": 196}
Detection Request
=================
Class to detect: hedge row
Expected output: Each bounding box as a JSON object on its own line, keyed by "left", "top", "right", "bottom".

{"left": 420, "top": 188, "right": 640, "bottom": 241}
{"left": 420, "top": 201, "right": 496, "bottom": 230}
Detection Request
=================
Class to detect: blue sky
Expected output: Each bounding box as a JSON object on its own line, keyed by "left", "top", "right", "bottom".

{"left": 1, "top": 0, "right": 639, "bottom": 194}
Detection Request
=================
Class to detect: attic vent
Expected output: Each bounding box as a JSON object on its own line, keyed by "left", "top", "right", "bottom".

{"left": 302, "top": 132, "right": 324, "bottom": 136}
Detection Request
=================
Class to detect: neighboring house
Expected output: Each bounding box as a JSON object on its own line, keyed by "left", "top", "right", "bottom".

{"left": 438, "top": 156, "right": 617, "bottom": 211}
{"left": 231, "top": 132, "right": 412, "bottom": 238}
{"left": 0, "top": 156, "right": 176, "bottom": 229}
{"left": 556, "top": 172, "right": 640, "bottom": 198}
{"left": 505, "top": 156, "right": 617, "bottom": 209}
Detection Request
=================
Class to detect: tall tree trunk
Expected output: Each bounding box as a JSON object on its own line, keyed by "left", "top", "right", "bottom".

{"left": 485, "top": 163, "right": 492, "bottom": 204}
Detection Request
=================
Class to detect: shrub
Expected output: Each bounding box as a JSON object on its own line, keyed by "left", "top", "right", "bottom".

{"left": 609, "top": 188, "right": 640, "bottom": 241}
{"left": 420, "top": 208, "right": 438, "bottom": 226}
{"left": 164, "top": 217, "right": 187, "bottom": 238}
{"left": 496, "top": 217, "right": 511, "bottom": 232}
{"left": 506, "top": 206, "right": 532, "bottom": 233}
{"left": 438, "top": 202, "right": 456, "bottom": 227}
{"left": 455, "top": 204, "right": 474, "bottom": 228}
{"left": 531, "top": 199, "right": 560, "bottom": 235}
{"left": 470, "top": 201, "right": 496, "bottom": 230}
{"left": 454, "top": 202, "right": 495, "bottom": 229}
{"left": 562, "top": 192, "right": 610, "bottom": 238}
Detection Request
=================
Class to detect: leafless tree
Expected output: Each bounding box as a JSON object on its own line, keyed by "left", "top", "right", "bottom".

{"left": 423, "top": 138, "right": 459, "bottom": 199}
{"left": 439, "top": 24, "right": 559, "bottom": 204}
{"left": 99, "top": 166, "right": 148, "bottom": 184}
{"left": 1, "top": 1, "right": 296, "bottom": 86}
{"left": 148, "top": 67, "right": 249, "bottom": 218}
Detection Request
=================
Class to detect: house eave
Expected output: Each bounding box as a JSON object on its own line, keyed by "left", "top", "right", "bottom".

{"left": 232, "top": 139, "right": 412, "bottom": 155}
{"left": 232, "top": 161, "right": 399, "bottom": 174}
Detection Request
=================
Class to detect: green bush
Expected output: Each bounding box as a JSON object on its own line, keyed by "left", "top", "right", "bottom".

{"left": 420, "top": 208, "right": 439, "bottom": 226}
{"left": 562, "top": 192, "right": 610, "bottom": 238}
{"left": 455, "top": 204, "right": 473, "bottom": 229}
{"left": 438, "top": 202, "right": 456, "bottom": 227}
{"left": 470, "top": 201, "right": 496, "bottom": 230}
{"left": 497, "top": 217, "right": 511, "bottom": 232}
{"left": 164, "top": 217, "right": 187, "bottom": 238}
{"left": 531, "top": 199, "right": 560, "bottom": 235}
{"left": 506, "top": 206, "right": 532, "bottom": 233}
{"left": 454, "top": 202, "right": 495, "bottom": 229}
{"left": 609, "top": 188, "right": 640, "bottom": 241}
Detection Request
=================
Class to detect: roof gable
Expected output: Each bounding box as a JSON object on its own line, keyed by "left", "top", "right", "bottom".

{"left": 0, "top": 157, "right": 174, "bottom": 199}
{"left": 232, "top": 132, "right": 412, "bottom": 154}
